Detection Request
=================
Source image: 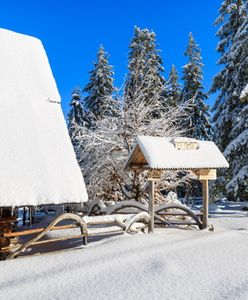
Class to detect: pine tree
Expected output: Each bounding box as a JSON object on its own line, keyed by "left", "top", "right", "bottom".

{"left": 68, "top": 88, "right": 84, "bottom": 132}
{"left": 181, "top": 33, "right": 212, "bottom": 140}
{"left": 67, "top": 88, "right": 89, "bottom": 147}
{"left": 211, "top": 0, "right": 248, "bottom": 200}
{"left": 165, "top": 65, "right": 181, "bottom": 107}
{"left": 124, "top": 26, "right": 165, "bottom": 110}
{"left": 83, "top": 45, "right": 116, "bottom": 121}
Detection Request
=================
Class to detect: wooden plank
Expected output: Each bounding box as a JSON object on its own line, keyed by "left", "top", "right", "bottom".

{"left": 0, "top": 216, "right": 17, "bottom": 223}
{"left": 198, "top": 169, "right": 216, "bottom": 180}
{"left": 202, "top": 179, "right": 209, "bottom": 229}
{"left": 158, "top": 212, "right": 203, "bottom": 216}
{"left": 88, "top": 230, "right": 124, "bottom": 237}
{"left": 131, "top": 146, "right": 147, "bottom": 165}
{"left": 4, "top": 224, "right": 79, "bottom": 238}
{"left": 155, "top": 220, "right": 197, "bottom": 226}
{"left": 128, "top": 164, "right": 150, "bottom": 170}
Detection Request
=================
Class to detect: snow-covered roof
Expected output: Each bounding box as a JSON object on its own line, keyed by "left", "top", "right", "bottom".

{"left": 126, "top": 136, "right": 229, "bottom": 170}
{"left": 0, "top": 28, "right": 88, "bottom": 207}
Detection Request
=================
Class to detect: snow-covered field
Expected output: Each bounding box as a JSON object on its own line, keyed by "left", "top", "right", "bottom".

{"left": 1, "top": 206, "right": 248, "bottom": 300}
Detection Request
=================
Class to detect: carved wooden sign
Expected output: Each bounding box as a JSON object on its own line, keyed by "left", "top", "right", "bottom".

{"left": 172, "top": 137, "right": 199, "bottom": 150}
{"left": 174, "top": 141, "right": 199, "bottom": 150}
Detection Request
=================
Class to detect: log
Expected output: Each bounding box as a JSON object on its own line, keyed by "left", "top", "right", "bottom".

{"left": 83, "top": 214, "right": 134, "bottom": 225}
{"left": 124, "top": 212, "right": 150, "bottom": 233}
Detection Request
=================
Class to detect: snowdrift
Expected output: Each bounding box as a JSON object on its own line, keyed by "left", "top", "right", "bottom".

{"left": 0, "top": 215, "right": 248, "bottom": 299}
{"left": 0, "top": 29, "right": 87, "bottom": 206}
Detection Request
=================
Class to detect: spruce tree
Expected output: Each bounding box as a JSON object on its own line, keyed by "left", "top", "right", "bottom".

{"left": 67, "top": 88, "right": 89, "bottom": 148}
{"left": 211, "top": 0, "right": 248, "bottom": 200}
{"left": 124, "top": 26, "right": 165, "bottom": 110}
{"left": 165, "top": 65, "right": 181, "bottom": 107}
{"left": 83, "top": 45, "right": 116, "bottom": 121}
{"left": 181, "top": 33, "right": 212, "bottom": 140}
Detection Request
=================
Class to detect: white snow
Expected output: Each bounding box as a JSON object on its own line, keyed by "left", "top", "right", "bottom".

{"left": 240, "top": 83, "right": 248, "bottom": 99}
{"left": 0, "top": 212, "right": 248, "bottom": 300}
{"left": 127, "top": 135, "right": 229, "bottom": 169}
{"left": 0, "top": 29, "right": 88, "bottom": 206}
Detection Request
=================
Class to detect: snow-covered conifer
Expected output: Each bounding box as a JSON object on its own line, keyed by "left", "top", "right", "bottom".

{"left": 124, "top": 26, "right": 165, "bottom": 112}
{"left": 165, "top": 65, "right": 181, "bottom": 107}
{"left": 83, "top": 45, "right": 116, "bottom": 121}
{"left": 211, "top": 0, "right": 248, "bottom": 200}
{"left": 181, "top": 33, "right": 212, "bottom": 140}
{"left": 67, "top": 88, "right": 89, "bottom": 146}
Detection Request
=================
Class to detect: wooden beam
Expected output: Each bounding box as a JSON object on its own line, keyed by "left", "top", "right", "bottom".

{"left": 148, "top": 180, "right": 155, "bottom": 233}
{"left": 202, "top": 179, "right": 209, "bottom": 229}
{"left": 4, "top": 224, "right": 79, "bottom": 238}
{"left": 126, "top": 164, "right": 150, "bottom": 170}
{"left": 187, "top": 169, "right": 218, "bottom": 181}
{"left": 147, "top": 169, "right": 162, "bottom": 181}
{"left": 198, "top": 169, "right": 216, "bottom": 180}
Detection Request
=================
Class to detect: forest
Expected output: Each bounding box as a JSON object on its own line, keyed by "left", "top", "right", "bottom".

{"left": 67, "top": 0, "right": 248, "bottom": 202}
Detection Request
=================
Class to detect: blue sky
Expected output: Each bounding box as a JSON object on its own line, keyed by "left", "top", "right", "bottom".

{"left": 0, "top": 0, "right": 220, "bottom": 116}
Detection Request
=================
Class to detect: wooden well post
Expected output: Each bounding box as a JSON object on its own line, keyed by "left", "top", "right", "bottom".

{"left": 147, "top": 170, "right": 161, "bottom": 233}
{"left": 148, "top": 180, "right": 155, "bottom": 233}
{"left": 197, "top": 169, "right": 216, "bottom": 229}
{"left": 202, "top": 179, "right": 209, "bottom": 229}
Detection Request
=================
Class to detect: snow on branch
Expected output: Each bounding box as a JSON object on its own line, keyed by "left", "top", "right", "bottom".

{"left": 75, "top": 74, "right": 193, "bottom": 202}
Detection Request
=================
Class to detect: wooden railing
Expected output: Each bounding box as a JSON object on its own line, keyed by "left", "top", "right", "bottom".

{"left": 0, "top": 212, "right": 150, "bottom": 260}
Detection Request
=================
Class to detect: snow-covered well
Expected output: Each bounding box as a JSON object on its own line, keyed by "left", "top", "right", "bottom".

{"left": 0, "top": 29, "right": 88, "bottom": 206}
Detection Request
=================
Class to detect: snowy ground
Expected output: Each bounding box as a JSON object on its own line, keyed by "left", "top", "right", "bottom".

{"left": 0, "top": 207, "right": 248, "bottom": 300}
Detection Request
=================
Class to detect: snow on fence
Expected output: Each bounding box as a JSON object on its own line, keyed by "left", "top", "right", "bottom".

{"left": 1, "top": 212, "right": 150, "bottom": 259}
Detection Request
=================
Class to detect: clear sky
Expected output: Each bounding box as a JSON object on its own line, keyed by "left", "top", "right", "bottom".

{"left": 0, "top": 0, "right": 220, "bottom": 116}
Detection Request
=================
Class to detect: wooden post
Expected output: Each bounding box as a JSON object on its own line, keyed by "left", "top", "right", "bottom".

{"left": 148, "top": 180, "right": 155, "bottom": 233}
{"left": 202, "top": 179, "right": 209, "bottom": 229}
